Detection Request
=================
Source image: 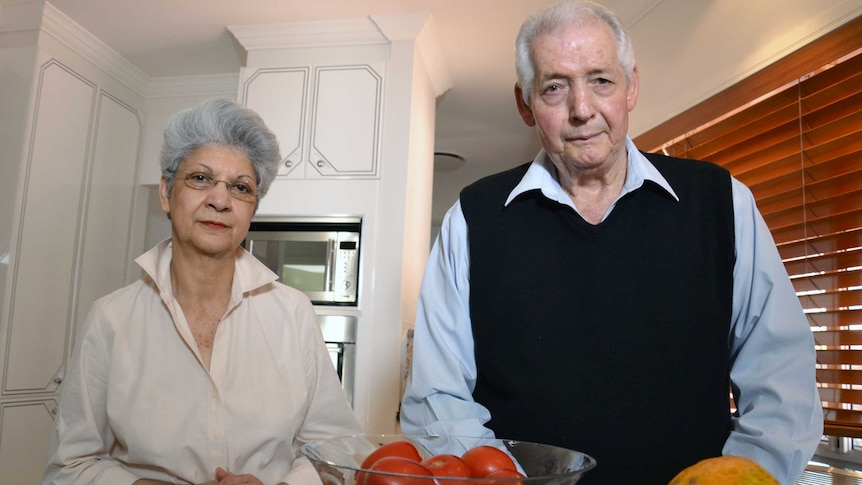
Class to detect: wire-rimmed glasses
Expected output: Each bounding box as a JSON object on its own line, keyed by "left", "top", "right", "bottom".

{"left": 180, "top": 171, "right": 258, "bottom": 203}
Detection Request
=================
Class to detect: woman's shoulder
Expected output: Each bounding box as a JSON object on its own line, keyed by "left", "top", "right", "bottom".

{"left": 252, "top": 281, "right": 317, "bottom": 322}
{"left": 90, "top": 276, "right": 160, "bottom": 314}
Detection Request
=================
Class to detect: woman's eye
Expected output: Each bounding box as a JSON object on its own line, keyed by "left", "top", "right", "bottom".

{"left": 191, "top": 173, "right": 210, "bottom": 182}
{"left": 232, "top": 183, "right": 250, "bottom": 194}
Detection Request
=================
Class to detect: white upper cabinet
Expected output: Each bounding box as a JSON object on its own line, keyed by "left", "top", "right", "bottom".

{"left": 240, "top": 60, "right": 385, "bottom": 179}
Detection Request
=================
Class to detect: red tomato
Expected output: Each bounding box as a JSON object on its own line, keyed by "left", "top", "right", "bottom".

{"left": 461, "top": 446, "right": 517, "bottom": 478}
{"left": 363, "top": 456, "right": 436, "bottom": 485}
{"left": 361, "top": 440, "right": 423, "bottom": 469}
{"left": 357, "top": 441, "right": 424, "bottom": 485}
{"left": 421, "top": 454, "right": 472, "bottom": 480}
{"left": 483, "top": 468, "right": 526, "bottom": 485}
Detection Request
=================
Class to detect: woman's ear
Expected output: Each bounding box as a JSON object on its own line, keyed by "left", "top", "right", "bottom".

{"left": 514, "top": 83, "right": 536, "bottom": 127}
{"left": 159, "top": 176, "right": 172, "bottom": 219}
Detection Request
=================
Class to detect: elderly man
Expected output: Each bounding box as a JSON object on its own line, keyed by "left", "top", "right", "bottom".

{"left": 400, "top": 1, "right": 823, "bottom": 484}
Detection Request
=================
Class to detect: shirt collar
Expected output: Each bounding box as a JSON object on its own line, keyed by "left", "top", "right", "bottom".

{"left": 505, "top": 136, "right": 679, "bottom": 210}
{"left": 136, "top": 238, "right": 278, "bottom": 303}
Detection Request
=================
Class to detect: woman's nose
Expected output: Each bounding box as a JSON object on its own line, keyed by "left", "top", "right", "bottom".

{"left": 205, "top": 181, "right": 232, "bottom": 210}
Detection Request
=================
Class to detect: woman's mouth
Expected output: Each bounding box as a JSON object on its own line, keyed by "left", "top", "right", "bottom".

{"left": 201, "top": 220, "right": 228, "bottom": 229}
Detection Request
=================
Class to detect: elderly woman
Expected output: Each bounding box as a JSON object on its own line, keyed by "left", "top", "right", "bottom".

{"left": 43, "top": 98, "right": 362, "bottom": 485}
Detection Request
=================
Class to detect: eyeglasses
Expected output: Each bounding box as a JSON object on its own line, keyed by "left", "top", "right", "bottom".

{"left": 180, "top": 171, "right": 258, "bottom": 203}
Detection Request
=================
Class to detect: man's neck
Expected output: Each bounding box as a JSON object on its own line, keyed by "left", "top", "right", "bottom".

{"left": 554, "top": 151, "right": 628, "bottom": 224}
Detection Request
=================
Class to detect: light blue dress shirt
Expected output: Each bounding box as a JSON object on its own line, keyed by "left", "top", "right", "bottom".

{"left": 401, "top": 137, "right": 823, "bottom": 484}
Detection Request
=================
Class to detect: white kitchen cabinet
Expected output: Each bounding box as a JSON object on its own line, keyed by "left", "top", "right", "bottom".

{"left": 231, "top": 15, "right": 451, "bottom": 435}
{"left": 0, "top": 3, "right": 144, "bottom": 480}
{"left": 240, "top": 60, "right": 385, "bottom": 179}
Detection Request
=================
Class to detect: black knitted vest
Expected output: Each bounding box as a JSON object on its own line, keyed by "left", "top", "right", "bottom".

{"left": 460, "top": 153, "right": 735, "bottom": 485}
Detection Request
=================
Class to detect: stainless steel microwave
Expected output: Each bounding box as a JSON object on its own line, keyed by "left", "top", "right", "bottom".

{"left": 244, "top": 216, "right": 360, "bottom": 305}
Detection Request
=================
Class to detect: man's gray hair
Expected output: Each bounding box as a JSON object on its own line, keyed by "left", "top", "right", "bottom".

{"left": 515, "top": 0, "right": 636, "bottom": 105}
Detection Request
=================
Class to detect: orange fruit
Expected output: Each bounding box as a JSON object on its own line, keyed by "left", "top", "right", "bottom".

{"left": 667, "top": 455, "right": 779, "bottom": 484}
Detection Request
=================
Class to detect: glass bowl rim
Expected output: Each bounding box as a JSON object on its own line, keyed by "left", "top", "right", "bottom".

{"left": 299, "top": 433, "right": 598, "bottom": 481}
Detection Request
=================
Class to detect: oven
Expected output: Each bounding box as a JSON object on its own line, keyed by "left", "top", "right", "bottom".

{"left": 318, "top": 314, "right": 356, "bottom": 406}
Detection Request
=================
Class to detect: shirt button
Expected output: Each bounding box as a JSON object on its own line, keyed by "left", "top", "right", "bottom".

{"left": 211, "top": 391, "right": 217, "bottom": 399}
{"left": 213, "top": 432, "right": 221, "bottom": 440}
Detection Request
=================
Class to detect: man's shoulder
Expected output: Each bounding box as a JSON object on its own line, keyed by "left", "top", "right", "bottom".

{"left": 641, "top": 151, "right": 730, "bottom": 178}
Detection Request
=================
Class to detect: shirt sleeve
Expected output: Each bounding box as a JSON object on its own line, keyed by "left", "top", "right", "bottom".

{"left": 723, "top": 177, "right": 824, "bottom": 483}
{"left": 42, "top": 302, "right": 140, "bottom": 485}
{"left": 399, "top": 201, "right": 495, "bottom": 443}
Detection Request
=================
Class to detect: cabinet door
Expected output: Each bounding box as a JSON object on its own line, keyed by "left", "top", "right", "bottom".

{"left": 0, "top": 399, "right": 57, "bottom": 484}
{"left": 3, "top": 61, "right": 94, "bottom": 395}
{"left": 72, "top": 93, "right": 141, "bottom": 347}
{"left": 308, "top": 62, "right": 384, "bottom": 178}
{"left": 242, "top": 67, "right": 309, "bottom": 178}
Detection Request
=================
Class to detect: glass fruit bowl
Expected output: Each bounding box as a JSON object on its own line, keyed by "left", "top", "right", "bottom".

{"left": 300, "top": 433, "right": 596, "bottom": 485}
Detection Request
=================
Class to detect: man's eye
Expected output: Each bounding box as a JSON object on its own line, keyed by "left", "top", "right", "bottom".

{"left": 542, "top": 83, "right": 569, "bottom": 97}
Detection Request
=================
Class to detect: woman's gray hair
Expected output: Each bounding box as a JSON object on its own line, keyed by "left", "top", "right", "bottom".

{"left": 515, "top": 0, "right": 636, "bottom": 105}
{"left": 160, "top": 97, "right": 281, "bottom": 200}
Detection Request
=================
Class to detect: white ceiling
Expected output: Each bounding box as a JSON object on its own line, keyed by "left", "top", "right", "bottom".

{"left": 34, "top": 0, "right": 862, "bottom": 224}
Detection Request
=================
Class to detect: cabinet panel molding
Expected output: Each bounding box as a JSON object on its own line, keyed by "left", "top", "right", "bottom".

{"left": 4, "top": 60, "right": 94, "bottom": 394}
{"left": 242, "top": 67, "right": 309, "bottom": 177}
{"left": 72, "top": 92, "right": 141, "bottom": 349}
{"left": 310, "top": 64, "right": 383, "bottom": 178}
{"left": 0, "top": 399, "right": 57, "bottom": 484}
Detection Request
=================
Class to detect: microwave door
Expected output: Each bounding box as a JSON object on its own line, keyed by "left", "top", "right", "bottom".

{"left": 262, "top": 231, "right": 338, "bottom": 303}
{"left": 291, "top": 237, "right": 336, "bottom": 303}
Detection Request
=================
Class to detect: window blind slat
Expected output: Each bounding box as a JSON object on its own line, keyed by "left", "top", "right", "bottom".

{"left": 772, "top": 209, "right": 862, "bottom": 246}
{"left": 818, "top": 369, "right": 862, "bottom": 386}
{"left": 779, "top": 227, "right": 862, "bottom": 262}
{"left": 818, "top": 349, "right": 862, "bottom": 366}
{"left": 762, "top": 190, "right": 862, "bottom": 228}
{"left": 819, "top": 389, "right": 862, "bottom": 413}
{"left": 814, "top": 328, "right": 862, "bottom": 346}
{"left": 784, "top": 247, "right": 862, "bottom": 277}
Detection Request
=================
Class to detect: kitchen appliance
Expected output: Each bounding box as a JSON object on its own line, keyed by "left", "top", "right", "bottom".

{"left": 244, "top": 216, "right": 361, "bottom": 305}
{"left": 318, "top": 314, "right": 356, "bottom": 405}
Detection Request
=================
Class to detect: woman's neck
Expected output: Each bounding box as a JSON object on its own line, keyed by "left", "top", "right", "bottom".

{"left": 169, "top": 246, "right": 235, "bottom": 306}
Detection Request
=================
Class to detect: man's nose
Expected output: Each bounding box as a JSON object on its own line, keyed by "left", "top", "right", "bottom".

{"left": 568, "top": 86, "right": 594, "bottom": 121}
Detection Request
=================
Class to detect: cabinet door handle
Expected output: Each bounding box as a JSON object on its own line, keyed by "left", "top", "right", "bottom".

{"left": 317, "top": 160, "right": 325, "bottom": 168}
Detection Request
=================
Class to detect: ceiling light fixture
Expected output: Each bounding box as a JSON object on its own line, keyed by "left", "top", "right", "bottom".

{"left": 433, "top": 151, "right": 466, "bottom": 172}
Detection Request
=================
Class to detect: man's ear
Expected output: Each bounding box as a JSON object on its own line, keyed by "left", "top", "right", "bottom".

{"left": 514, "top": 83, "right": 536, "bottom": 127}
{"left": 627, "top": 64, "right": 640, "bottom": 112}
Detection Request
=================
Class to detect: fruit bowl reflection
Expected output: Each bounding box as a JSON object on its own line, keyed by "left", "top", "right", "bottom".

{"left": 299, "top": 434, "right": 596, "bottom": 485}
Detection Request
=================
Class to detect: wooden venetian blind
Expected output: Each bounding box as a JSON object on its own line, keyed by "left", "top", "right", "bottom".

{"left": 634, "top": 17, "right": 862, "bottom": 438}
